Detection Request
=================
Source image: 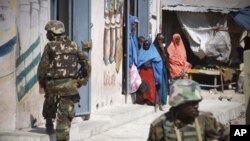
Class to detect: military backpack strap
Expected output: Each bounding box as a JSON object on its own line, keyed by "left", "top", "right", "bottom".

{"left": 195, "top": 117, "right": 203, "bottom": 141}
{"left": 173, "top": 119, "right": 203, "bottom": 141}
{"left": 174, "top": 126, "right": 182, "bottom": 141}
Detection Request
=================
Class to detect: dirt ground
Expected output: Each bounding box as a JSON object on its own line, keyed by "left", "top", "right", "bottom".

{"left": 200, "top": 88, "right": 246, "bottom": 125}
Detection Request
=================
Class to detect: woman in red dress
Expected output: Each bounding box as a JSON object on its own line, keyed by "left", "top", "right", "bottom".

{"left": 138, "top": 40, "right": 162, "bottom": 105}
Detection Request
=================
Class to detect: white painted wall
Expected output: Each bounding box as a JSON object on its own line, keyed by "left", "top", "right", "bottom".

{"left": 15, "top": 0, "right": 49, "bottom": 130}
{"left": 149, "top": 0, "right": 162, "bottom": 40}
{"left": 90, "top": 0, "right": 132, "bottom": 112}
{"left": 0, "top": 0, "right": 49, "bottom": 131}
{"left": 0, "top": 0, "right": 18, "bottom": 132}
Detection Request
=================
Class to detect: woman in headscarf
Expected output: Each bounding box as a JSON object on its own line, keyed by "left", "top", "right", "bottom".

{"left": 167, "top": 33, "right": 192, "bottom": 79}
{"left": 153, "top": 33, "right": 169, "bottom": 108}
{"left": 137, "top": 39, "right": 163, "bottom": 105}
{"left": 138, "top": 36, "right": 145, "bottom": 50}
{"left": 127, "top": 15, "right": 141, "bottom": 94}
{"left": 129, "top": 15, "right": 139, "bottom": 68}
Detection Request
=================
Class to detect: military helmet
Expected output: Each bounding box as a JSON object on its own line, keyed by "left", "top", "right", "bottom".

{"left": 45, "top": 20, "right": 65, "bottom": 34}
{"left": 169, "top": 79, "right": 203, "bottom": 107}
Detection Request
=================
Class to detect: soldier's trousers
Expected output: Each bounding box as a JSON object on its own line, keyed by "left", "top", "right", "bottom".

{"left": 56, "top": 97, "right": 75, "bottom": 141}
{"left": 42, "top": 93, "right": 57, "bottom": 119}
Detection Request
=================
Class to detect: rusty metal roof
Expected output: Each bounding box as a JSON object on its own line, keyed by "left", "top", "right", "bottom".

{"left": 163, "top": 0, "right": 250, "bottom": 13}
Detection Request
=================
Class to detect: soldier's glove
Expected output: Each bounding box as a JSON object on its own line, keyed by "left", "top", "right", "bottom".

{"left": 77, "top": 78, "right": 88, "bottom": 88}
{"left": 72, "top": 93, "right": 81, "bottom": 103}
{"left": 78, "top": 61, "right": 91, "bottom": 81}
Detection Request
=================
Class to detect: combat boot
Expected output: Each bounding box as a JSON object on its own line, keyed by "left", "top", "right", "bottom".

{"left": 45, "top": 119, "right": 55, "bottom": 135}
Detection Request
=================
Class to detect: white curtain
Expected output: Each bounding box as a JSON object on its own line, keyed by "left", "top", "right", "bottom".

{"left": 177, "top": 12, "right": 231, "bottom": 63}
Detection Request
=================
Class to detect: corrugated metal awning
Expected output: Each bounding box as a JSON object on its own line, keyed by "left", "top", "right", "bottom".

{"left": 163, "top": 0, "right": 250, "bottom": 13}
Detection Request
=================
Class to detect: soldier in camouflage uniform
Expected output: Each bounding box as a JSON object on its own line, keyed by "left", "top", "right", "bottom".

{"left": 37, "top": 20, "right": 90, "bottom": 141}
{"left": 148, "top": 79, "right": 229, "bottom": 141}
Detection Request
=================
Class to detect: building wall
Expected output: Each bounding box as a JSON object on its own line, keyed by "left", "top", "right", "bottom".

{"left": 149, "top": 0, "right": 162, "bottom": 41}
{"left": 0, "top": 0, "right": 132, "bottom": 131}
{"left": 0, "top": 0, "right": 49, "bottom": 131}
{"left": 0, "top": 0, "right": 17, "bottom": 131}
{"left": 0, "top": 0, "right": 163, "bottom": 131}
{"left": 90, "top": 0, "right": 131, "bottom": 112}
{"left": 15, "top": 0, "right": 49, "bottom": 130}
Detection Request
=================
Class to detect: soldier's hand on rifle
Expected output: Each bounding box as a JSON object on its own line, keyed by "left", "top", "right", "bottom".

{"left": 77, "top": 78, "right": 88, "bottom": 88}
{"left": 78, "top": 61, "right": 91, "bottom": 80}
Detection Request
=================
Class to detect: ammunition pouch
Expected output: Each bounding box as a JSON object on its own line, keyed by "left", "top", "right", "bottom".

{"left": 45, "top": 78, "right": 78, "bottom": 96}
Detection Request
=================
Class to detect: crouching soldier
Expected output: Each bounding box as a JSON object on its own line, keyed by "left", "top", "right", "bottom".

{"left": 37, "top": 20, "right": 91, "bottom": 141}
{"left": 148, "top": 79, "right": 229, "bottom": 141}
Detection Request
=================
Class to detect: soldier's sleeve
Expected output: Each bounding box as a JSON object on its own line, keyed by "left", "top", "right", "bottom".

{"left": 37, "top": 44, "right": 50, "bottom": 88}
{"left": 147, "top": 115, "right": 165, "bottom": 141}
{"left": 77, "top": 47, "right": 89, "bottom": 62}
{"left": 203, "top": 112, "right": 229, "bottom": 141}
{"left": 76, "top": 45, "right": 91, "bottom": 87}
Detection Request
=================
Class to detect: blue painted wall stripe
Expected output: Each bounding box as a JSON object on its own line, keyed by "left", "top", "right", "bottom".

{"left": 16, "top": 36, "right": 42, "bottom": 101}
{"left": 0, "top": 36, "right": 17, "bottom": 57}
{"left": 16, "top": 53, "right": 41, "bottom": 85}
{"left": 16, "top": 37, "right": 41, "bottom": 67}
{"left": 18, "top": 75, "right": 37, "bottom": 101}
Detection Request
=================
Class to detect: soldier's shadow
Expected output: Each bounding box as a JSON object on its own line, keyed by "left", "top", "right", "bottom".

{"left": 29, "top": 127, "right": 56, "bottom": 141}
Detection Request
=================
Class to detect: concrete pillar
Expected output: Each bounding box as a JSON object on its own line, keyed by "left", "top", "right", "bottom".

{"left": 244, "top": 50, "right": 250, "bottom": 124}
{"left": 0, "top": 75, "right": 17, "bottom": 131}
{"left": 0, "top": 0, "right": 18, "bottom": 131}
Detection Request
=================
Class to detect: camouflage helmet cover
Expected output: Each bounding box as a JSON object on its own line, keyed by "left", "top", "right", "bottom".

{"left": 45, "top": 20, "right": 65, "bottom": 34}
{"left": 169, "top": 79, "right": 203, "bottom": 107}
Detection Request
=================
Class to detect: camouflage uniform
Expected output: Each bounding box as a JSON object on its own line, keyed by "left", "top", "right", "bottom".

{"left": 37, "top": 20, "right": 90, "bottom": 141}
{"left": 148, "top": 79, "right": 229, "bottom": 141}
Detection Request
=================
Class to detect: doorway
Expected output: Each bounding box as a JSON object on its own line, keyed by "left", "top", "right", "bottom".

{"left": 51, "top": 0, "right": 91, "bottom": 119}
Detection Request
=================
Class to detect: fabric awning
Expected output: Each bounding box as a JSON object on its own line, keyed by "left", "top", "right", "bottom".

{"left": 176, "top": 12, "right": 231, "bottom": 62}
{"left": 163, "top": 0, "right": 250, "bottom": 13}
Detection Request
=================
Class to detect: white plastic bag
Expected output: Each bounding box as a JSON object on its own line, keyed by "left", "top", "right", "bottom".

{"left": 129, "top": 63, "right": 142, "bottom": 93}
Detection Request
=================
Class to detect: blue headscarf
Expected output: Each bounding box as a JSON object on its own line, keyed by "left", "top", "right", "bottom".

{"left": 129, "top": 15, "right": 139, "bottom": 68}
{"left": 138, "top": 40, "right": 168, "bottom": 104}
{"left": 138, "top": 40, "right": 163, "bottom": 85}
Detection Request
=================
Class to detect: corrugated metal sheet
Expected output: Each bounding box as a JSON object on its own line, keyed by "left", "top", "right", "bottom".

{"left": 163, "top": 0, "right": 250, "bottom": 13}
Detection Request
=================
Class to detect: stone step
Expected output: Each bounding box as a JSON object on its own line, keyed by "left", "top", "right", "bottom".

{"left": 0, "top": 104, "right": 156, "bottom": 141}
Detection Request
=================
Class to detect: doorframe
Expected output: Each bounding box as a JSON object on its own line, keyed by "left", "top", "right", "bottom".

{"left": 50, "top": 0, "right": 92, "bottom": 117}
{"left": 72, "top": 0, "right": 92, "bottom": 117}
